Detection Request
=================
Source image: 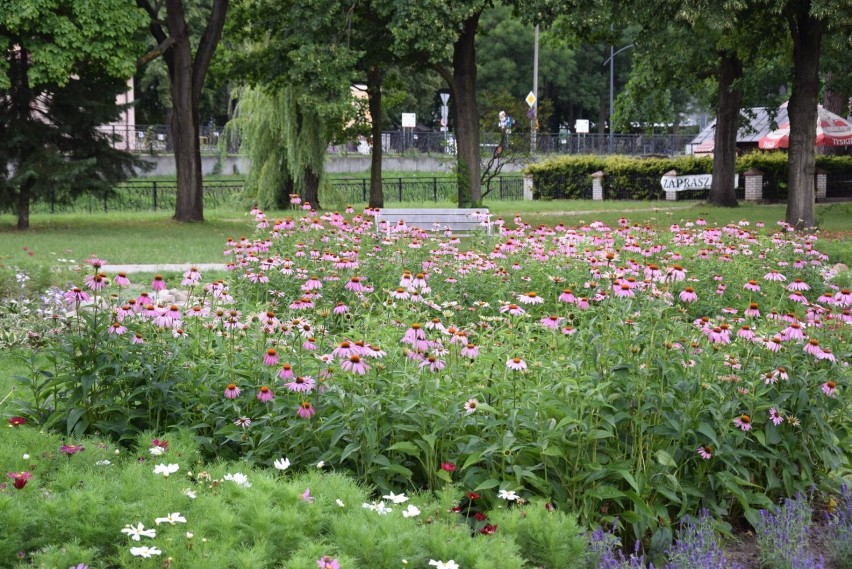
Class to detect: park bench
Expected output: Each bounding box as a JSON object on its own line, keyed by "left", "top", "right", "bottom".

{"left": 375, "top": 208, "right": 492, "bottom": 237}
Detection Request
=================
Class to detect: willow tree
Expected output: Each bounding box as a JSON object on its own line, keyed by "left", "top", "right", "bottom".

{"left": 227, "top": 87, "right": 329, "bottom": 209}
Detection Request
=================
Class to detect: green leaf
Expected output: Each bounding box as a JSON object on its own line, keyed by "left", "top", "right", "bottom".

{"left": 474, "top": 478, "right": 502, "bottom": 491}
{"left": 655, "top": 450, "right": 677, "bottom": 468}
{"left": 387, "top": 441, "right": 420, "bottom": 456}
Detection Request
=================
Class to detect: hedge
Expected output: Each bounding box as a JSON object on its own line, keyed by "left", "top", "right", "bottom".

{"left": 524, "top": 152, "right": 852, "bottom": 201}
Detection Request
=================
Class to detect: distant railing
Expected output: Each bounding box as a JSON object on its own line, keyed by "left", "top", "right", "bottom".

{"left": 101, "top": 124, "right": 696, "bottom": 157}
{"left": 29, "top": 176, "right": 527, "bottom": 214}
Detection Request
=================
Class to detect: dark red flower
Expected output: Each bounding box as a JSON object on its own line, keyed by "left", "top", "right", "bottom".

{"left": 466, "top": 491, "right": 480, "bottom": 500}
{"left": 8, "top": 416, "right": 26, "bottom": 427}
{"left": 60, "top": 444, "right": 85, "bottom": 456}
{"left": 479, "top": 523, "right": 498, "bottom": 535}
{"left": 449, "top": 505, "right": 462, "bottom": 513}
{"left": 441, "top": 461, "right": 456, "bottom": 473}
{"left": 7, "top": 472, "right": 32, "bottom": 489}
{"left": 545, "top": 502, "right": 555, "bottom": 512}
{"left": 474, "top": 512, "right": 488, "bottom": 521}
{"left": 152, "top": 438, "right": 169, "bottom": 450}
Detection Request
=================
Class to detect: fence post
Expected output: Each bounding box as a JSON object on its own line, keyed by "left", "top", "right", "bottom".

{"left": 523, "top": 174, "right": 534, "bottom": 200}
{"left": 152, "top": 182, "right": 158, "bottom": 210}
{"left": 591, "top": 171, "right": 605, "bottom": 201}
{"left": 663, "top": 170, "right": 678, "bottom": 201}
{"left": 744, "top": 169, "right": 763, "bottom": 202}
{"left": 433, "top": 177, "right": 438, "bottom": 201}
{"left": 398, "top": 178, "right": 403, "bottom": 202}
{"left": 362, "top": 179, "right": 367, "bottom": 202}
{"left": 815, "top": 169, "right": 827, "bottom": 202}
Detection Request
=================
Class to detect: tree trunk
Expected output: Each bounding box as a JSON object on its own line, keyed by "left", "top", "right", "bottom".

{"left": 170, "top": 36, "right": 204, "bottom": 222}
{"left": 303, "top": 166, "right": 320, "bottom": 209}
{"left": 367, "top": 66, "right": 384, "bottom": 208}
{"left": 709, "top": 51, "right": 743, "bottom": 207}
{"left": 785, "top": 1, "right": 821, "bottom": 230}
{"left": 16, "top": 179, "right": 33, "bottom": 231}
{"left": 452, "top": 13, "right": 481, "bottom": 207}
{"left": 822, "top": 73, "right": 848, "bottom": 156}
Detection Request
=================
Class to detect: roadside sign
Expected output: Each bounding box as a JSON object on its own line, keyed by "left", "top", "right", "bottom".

{"left": 440, "top": 93, "right": 450, "bottom": 106}
{"left": 575, "top": 119, "right": 590, "bottom": 134}
{"left": 401, "top": 113, "right": 416, "bottom": 128}
{"left": 525, "top": 92, "right": 536, "bottom": 107}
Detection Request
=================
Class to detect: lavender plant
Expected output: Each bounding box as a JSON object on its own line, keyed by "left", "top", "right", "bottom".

{"left": 755, "top": 495, "right": 824, "bottom": 569}
{"left": 664, "top": 511, "right": 735, "bottom": 569}
{"left": 824, "top": 485, "right": 852, "bottom": 569}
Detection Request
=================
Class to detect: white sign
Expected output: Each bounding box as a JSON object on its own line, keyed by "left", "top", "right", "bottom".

{"left": 401, "top": 113, "right": 416, "bottom": 128}
{"left": 574, "top": 119, "right": 590, "bottom": 134}
{"left": 525, "top": 92, "right": 536, "bottom": 107}
{"left": 440, "top": 93, "right": 450, "bottom": 106}
{"left": 660, "top": 174, "right": 739, "bottom": 191}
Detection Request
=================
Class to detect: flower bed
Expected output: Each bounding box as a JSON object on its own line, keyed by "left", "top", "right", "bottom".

{"left": 17, "top": 210, "right": 851, "bottom": 541}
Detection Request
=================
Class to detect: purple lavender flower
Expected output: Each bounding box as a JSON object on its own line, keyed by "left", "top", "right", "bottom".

{"left": 665, "top": 510, "right": 736, "bottom": 569}
{"left": 756, "top": 495, "right": 824, "bottom": 569}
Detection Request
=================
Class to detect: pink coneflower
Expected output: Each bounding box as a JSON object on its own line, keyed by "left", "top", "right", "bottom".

{"left": 819, "top": 347, "right": 836, "bottom": 363}
{"left": 303, "top": 337, "right": 317, "bottom": 351}
{"left": 764, "top": 336, "right": 783, "bottom": 352}
{"left": 234, "top": 416, "right": 252, "bottom": 428}
{"left": 733, "top": 414, "right": 752, "bottom": 431}
{"left": 737, "top": 325, "right": 756, "bottom": 340}
{"left": 697, "top": 446, "right": 713, "bottom": 460}
{"left": 364, "top": 344, "right": 386, "bottom": 358}
{"left": 345, "top": 276, "right": 365, "bottom": 292}
{"left": 803, "top": 338, "right": 823, "bottom": 358}
{"left": 341, "top": 354, "right": 369, "bottom": 375}
{"left": 224, "top": 383, "right": 240, "bottom": 399}
{"left": 60, "top": 444, "right": 85, "bottom": 456}
{"left": 411, "top": 272, "right": 429, "bottom": 288}
{"left": 517, "top": 291, "right": 543, "bottom": 305}
{"left": 108, "top": 321, "right": 127, "bottom": 336}
{"left": 151, "top": 275, "right": 166, "bottom": 291}
{"left": 464, "top": 398, "right": 478, "bottom": 414}
{"left": 707, "top": 326, "right": 731, "bottom": 345}
{"left": 562, "top": 325, "right": 577, "bottom": 336}
{"left": 85, "top": 256, "right": 107, "bottom": 269}
{"left": 401, "top": 323, "right": 426, "bottom": 344}
{"left": 679, "top": 287, "right": 698, "bottom": 303}
{"left": 278, "top": 363, "right": 295, "bottom": 380}
{"left": 788, "top": 291, "right": 808, "bottom": 304}
{"left": 769, "top": 408, "right": 784, "bottom": 426}
{"left": 821, "top": 381, "right": 837, "bottom": 396}
{"left": 333, "top": 302, "right": 349, "bottom": 315}
{"left": 743, "top": 280, "right": 761, "bottom": 292}
{"left": 787, "top": 279, "right": 810, "bottom": 291}
{"left": 500, "top": 303, "right": 526, "bottom": 316}
{"left": 763, "top": 270, "right": 786, "bottom": 282}
{"left": 834, "top": 289, "right": 852, "bottom": 306}
{"left": 742, "top": 303, "right": 760, "bottom": 319}
{"left": 460, "top": 343, "right": 480, "bottom": 359}
{"left": 297, "top": 401, "right": 315, "bottom": 419}
{"left": 666, "top": 265, "right": 687, "bottom": 281}
{"left": 83, "top": 273, "right": 108, "bottom": 291}
{"left": 419, "top": 356, "right": 446, "bottom": 373}
{"left": 131, "top": 333, "right": 144, "bottom": 345}
{"left": 558, "top": 289, "right": 576, "bottom": 303}
{"left": 576, "top": 297, "right": 590, "bottom": 310}
{"left": 781, "top": 322, "right": 806, "bottom": 342}
{"left": 614, "top": 283, "right": 634, "bottom": 298}
{"left": 257, "top": 386, "right": 274, "bottom": 402}
{"left": 332, "top": 341, "right": 355, "bottom": 359}
{"left": 7, "top": 471, "right": 32, "bottom": 489}
{"left": 506, "top": 357, "right": 527, "bottom": 371}
{"left": 64, "top": 287, "right": 90, "bottom": 304}
{"left": 390, "top": 287, "right": 410, "bottom": 300}
{"left": 540, "top": 315, "right": 562, "bottom": 329}
{"left": 263, "top": 349, "right": 279, "bottom": 367}
{"left": 286, "top": 376, "right": 316, "bottom": 393}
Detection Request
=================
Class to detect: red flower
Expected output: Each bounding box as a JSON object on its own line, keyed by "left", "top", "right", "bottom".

{"left": 8, "top": 416, "right": 26, "bottom": 427}
{"left": 441, "top": 461, "right": 456, "bottom": 473}
{"left": 7, "top": 472, "right": 32, "bottom": 489}
{"left": 474, "top": 512, "right": 488, "bottom": 521}
{"left": 152, "top": 438, "right": 169, "bottom": 450}
{"left": 60, "top": 444, "right": 85, "bottom": 456}
{"left": 479, "top": 523, "right": 498, "bottom": 535}
{"left": 466, "top": 491, "right": 480, "bottom": 500}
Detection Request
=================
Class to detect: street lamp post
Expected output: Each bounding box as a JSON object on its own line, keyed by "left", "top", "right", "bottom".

{"left": 531, "top": 25, "right": 539, "bottom": 154}
{"left": 603, "top": 43, "right": 634, "bottom": 153}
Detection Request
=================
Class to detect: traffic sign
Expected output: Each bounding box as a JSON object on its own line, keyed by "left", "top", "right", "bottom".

{"left": 440, "top": 93, "right": 450, "bottom": 106}
{"left": 525, "top": 92, "right": 536, "bottom": 107}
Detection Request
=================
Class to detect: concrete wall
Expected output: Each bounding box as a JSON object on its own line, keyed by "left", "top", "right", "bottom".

{"left": 135, "top": 154, "right": 529, "bottom": 177}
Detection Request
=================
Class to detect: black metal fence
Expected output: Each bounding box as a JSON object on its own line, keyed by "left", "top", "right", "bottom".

{"left": 332, "top": 176, "right": 524, "bottom": 203}
{"left": 827, "top": 173, "right": 852, "bottom": 199}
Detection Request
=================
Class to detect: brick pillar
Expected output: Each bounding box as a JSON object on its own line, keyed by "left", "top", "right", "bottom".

{"left": 815, "top": 169, "right": 827, "bottom": 202}
{"left": 663, "top": 169, "right": 678, "bottom": 201}
{"left": 744, "top": 168, "right": 763, "bottom": 202}
{"left": 591, "top": 170, "right": 604, "bottom": 200}
{"left": 523, "top": 174, "right": 534, "bottom": 200}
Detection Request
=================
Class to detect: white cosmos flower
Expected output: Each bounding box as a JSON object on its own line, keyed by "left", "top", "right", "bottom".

{"left": 153, "top": 463, "right": 179, "bottom": 477}
{"left": 154, "top": 512, "right": 187, "bottom": 525}
{"left": 274, "top": 457, "right": 291, "bottom": 471}
{"left": 149, "top": 446, "right": 166, "bottom": 456}
{"left": 316, "top": 460, "right": 325, "bottom": 469}
{"left": 374, "top": 501, "right": 392, "bottom": 515}
{"left": 335, "top": 499, "right": 345, "bottom": 507}
{"left": 497, "top": 489, "right": 519, "bottom": 501}
{"left": 129, "top": 545, "right": 162, "bottom": 558}
{"left": 429, "top": 560, "right": 459, "bottom": 569}
{"left": 402, "top": 504, "right": 421, "bottom": 518}
{"left": 382, "top": 491, "right": 409, "bottom": 504}
{"left": 121, "top": 523, "right": 157, "bottom": 541}
{"left": 224, "top": 472, "right": 251, "bottom": 488}
{"left": 182, "top": 488, "right": 197, "bottom": 499}
{"left": 361, "top": 502, "right": 376, "bottom": 511}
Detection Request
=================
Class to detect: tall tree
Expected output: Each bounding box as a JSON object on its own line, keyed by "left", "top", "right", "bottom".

{"left": 1, "top": 0, "right": 146, "bottom": 230}
{"left": 135, "top": 0, "right": 229, "bottom": 222}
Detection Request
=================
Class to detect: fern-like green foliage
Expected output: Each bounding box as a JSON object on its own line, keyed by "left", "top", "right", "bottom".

{"left": 487, "top": 499, "right": 588, "bottom": 569}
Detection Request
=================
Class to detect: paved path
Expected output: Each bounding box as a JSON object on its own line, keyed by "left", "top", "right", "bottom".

{"left": 103, "top": 263, "right": 229, "bottom": 274}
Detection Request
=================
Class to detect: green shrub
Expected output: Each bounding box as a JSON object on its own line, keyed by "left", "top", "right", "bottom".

{"left": 525, "top": 153, "right": 852, "bottom": 201}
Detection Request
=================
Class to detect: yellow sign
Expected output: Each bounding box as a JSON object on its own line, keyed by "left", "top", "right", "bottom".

{"left": 525, "top": 92, "right": 536, "bottom": 107}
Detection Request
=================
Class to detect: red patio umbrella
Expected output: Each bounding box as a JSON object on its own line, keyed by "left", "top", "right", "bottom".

{"left": 759, "top": 105, "right": 852, "bottom": 149}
